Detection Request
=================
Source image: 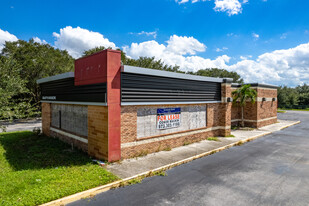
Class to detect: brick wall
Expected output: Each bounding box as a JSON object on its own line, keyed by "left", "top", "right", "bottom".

{"left": 120, "top": 102, "right": 230, "bottom": 159}
{"left": 42, "top": 102, "right": 51, "bottom": 136}
{"left": 121, "top": 129, "right": 221, "bottom": 159}
{"left": 231, "top": 87, "right": 277, "bottom": 128}
{"left": 87, "top": 106, "right": 109, "bottom": 160}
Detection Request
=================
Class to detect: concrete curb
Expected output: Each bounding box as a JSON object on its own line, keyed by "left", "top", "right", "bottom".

{"left": 41, "top": 120, "right": 300, "bottom": 206}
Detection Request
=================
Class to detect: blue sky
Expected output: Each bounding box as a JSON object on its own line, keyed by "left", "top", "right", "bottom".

{"left": 1, "top": 0, "right": 309, "bottom": 86}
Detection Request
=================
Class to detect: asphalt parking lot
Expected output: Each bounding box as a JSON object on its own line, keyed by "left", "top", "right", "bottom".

{"left": 69, "top": 111, "right": 309, "bottom": 206}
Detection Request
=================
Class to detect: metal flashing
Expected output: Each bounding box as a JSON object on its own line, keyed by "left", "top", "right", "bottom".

{"left": 231, "top": 83, "right": 278, "bottom": 89}
{"left": 40, "top": 101, "right": 107, "bottom": 106}
{"left": 122, "top": 65, "right": 225, "bottom": 83}
{"left": 121, "top": 101, "right": 221, "bottom": 106}
{"left": 37, "top": 72, "right": 74, "bottom": 84}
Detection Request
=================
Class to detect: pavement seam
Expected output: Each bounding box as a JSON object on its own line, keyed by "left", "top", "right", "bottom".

{"left": 40, "top": 120, "right": 300, "bottom": 206}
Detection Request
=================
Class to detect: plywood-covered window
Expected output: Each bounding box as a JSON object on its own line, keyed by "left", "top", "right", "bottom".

{"left": 51, "top": 104, "right": 88, "bottom": 137}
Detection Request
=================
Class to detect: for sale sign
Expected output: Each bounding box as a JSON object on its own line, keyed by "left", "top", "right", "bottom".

{"left": 157, "top": 108, "right": 181, "bottom": 130}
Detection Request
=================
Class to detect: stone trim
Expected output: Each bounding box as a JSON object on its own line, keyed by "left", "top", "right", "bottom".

{"left": 50, "top": 127, "right": 88, "bottom": 143}
{"left": 232, "top": 97, "right": 277, "bottom": 102}
{"left": 41, "top": 101, "right": 107, "bottom": 106}
{"left": 231, "top": 116, "right": 277, "bottom": 123}
{"left": 121, "top": 101, "right": 221, "bottom": 106}
{"left": 121, "top": 126, "right": 230, "bottom": 148}
{"left": 231, "top": 83, "right": 278, "bottom": 89}
{"left": 256, "top": 97, "right": 276, "bottom": 102}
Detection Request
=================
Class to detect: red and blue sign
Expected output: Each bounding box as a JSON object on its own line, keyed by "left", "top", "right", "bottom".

{"left": 157, "top": 108, "right": 181, "bottom": 130}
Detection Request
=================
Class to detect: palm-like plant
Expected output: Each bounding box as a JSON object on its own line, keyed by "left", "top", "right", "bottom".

{"left": 232, "top": 84, "right": 257, "bottom": 127}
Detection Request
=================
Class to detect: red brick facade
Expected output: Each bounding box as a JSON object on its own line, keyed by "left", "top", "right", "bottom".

{"left": 119, "top": 83, "right": 232, "bottom": 159}
{"left": 39, "top": 50, "right": 277, "bottom": 162}
{"left": 231, "top": 87, "right": 277, "bottom": 128}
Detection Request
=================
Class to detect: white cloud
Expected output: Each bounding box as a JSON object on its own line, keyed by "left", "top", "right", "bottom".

{"left": 33, "top": 37, "right": 48, "bottom": 44}
{"left": 123, "top": 40, "right": 166, "bottom": 59}
{"left": 176, "top": 0, "right": 244, "bottom": 16}
{"left": 227, "top": 33, "right": 239, "bottom": 37}
{"left": 123, "top": 35, "right": 227, "bottom": 72}
{"left": 123, "top": 35, "right": 206, "bottom": 60}
{"left": 229, "top": 43, "right": 309, "bottom": 86}
{"left": 124, "top": 35, "right": 309, "bottom": 86}
{"left": 252, "top": 32, "right": 259, "bottom": 40}
{"left": 216, "top": 47, "right": 228, "bottom": 52}
{"left": 166, "top": 35, "right": 206, "bottom": 55}
{"left": 214, "top": 0, "right": 242, "bottom": 16}
{"left": 0, "top": 28, "right": 18, "bottom": 51}
{"left": 280, "top": 33, "right": 287, "bottom": 39}
{"left": 130, "top": 31, "right": 157, "bottom": 39}
{"left": 240, "top": 55, "right": 252, "bottom": 60}
{"left": 177, "top": 0, "right": 190, "bottom": 4}
{"left": 53, "top": 26, "right": 116, "bottom": 58}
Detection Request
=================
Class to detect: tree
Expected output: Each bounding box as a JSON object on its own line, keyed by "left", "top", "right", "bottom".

{"left": 296, "top": 84, "right": 309, "bottom": 106}
{"left": 188, "top": 68, "right": 244, "bottom": 83}
{"left": 0, "top": 56, "right": 33, "bottom": 130}
{"left": 1, "top": 39, "right": 74, "bottom": 114}
{"left": 83, "top": 47, "right": 182, "bottom": 72}
{"left": 277, "top": 86, "right": 299, "bottom": 108}
{"left": 232, "top": 84, "right": 257, "bottom": 127}
{"left": 125, "top": 57, "right": 182, "bottom": 72}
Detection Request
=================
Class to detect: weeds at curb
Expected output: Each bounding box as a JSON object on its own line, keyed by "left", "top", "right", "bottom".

{"left": 225, "top": 135, "right": 235, "bottom": 138}
{"left": 163, "top": 146, "right": 172, "bottom": 151}
{"left": 207, "top": 137, "right": 220, "bottom": 141}
{"left": 183, "top": 141, "right": 191, "bottom": 146}
{"left": 153, "top": 170, "right": 166, "bottom": 176}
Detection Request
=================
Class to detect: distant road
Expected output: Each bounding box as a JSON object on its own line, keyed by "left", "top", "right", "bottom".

{"left": 69, "top": 111, "right": 309, "bottom": 206}
{"left": 1, "top": 119, "right": 41, "bottom": 132}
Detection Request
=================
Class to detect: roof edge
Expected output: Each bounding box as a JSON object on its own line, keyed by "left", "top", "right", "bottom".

{"left": 37, "top": 72, "right": 74, "bottom": 84}
{"left": 122, "top": 65, "right": 225, "bottom": 83}
{"left": 231, "top": 83, "right": 279, "bottom": 89}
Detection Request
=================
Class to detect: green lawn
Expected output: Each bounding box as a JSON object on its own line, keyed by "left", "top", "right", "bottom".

{"left": 0, "top": 131, "right": 118, "bottom": 206}
{"left": 277, "top": 110, "right": 287, "bottom": 113}
{"left": 278, "top": 108, "right": 309, "bottom": 111}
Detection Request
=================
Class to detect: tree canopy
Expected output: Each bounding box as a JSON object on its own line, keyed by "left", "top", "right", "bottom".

{"left": 4, "top": 42, "right": 306, "bottom": 122}
{"left": 0, "top": 39, "right": 74, "bottom": 120}
{"left": 188, "top": 68, "right": 243, "bottom": 83}
{"left": 82, "top": 47, "right": 243, "bottom": 82}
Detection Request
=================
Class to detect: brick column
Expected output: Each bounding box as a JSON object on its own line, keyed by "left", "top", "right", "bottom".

{"left": 220, "top": 79, "right": 232, "bottom": 136}
{"left": 106, "top": 50, "right": 121, "bottom": 162}
{"left": 77, "top": 49, "right": 122, "bottom": 162}
{"left": 42, "top": 102, "right": 51, "bottom": 136}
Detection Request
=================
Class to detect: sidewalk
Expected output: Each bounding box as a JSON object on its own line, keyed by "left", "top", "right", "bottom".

{"left": 107, "top": 119, "right": 300, "bottom": 178}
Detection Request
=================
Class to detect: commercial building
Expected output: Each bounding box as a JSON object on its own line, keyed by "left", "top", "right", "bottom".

{"left": 37, "top": 49, "right": 278, "bottom": 162}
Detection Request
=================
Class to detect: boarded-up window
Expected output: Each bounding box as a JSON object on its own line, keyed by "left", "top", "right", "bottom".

{"left": 51, "top": 104, "right": 88, "bottom": 137}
